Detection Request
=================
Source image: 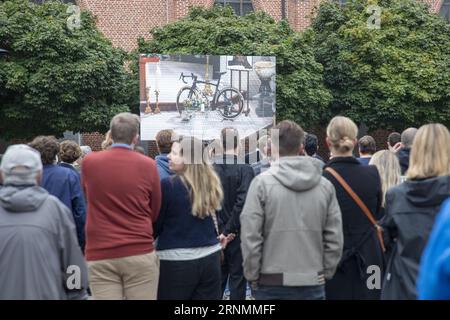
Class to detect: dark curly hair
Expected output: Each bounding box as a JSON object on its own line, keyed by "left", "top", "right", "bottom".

{"left": 59, "top": 140, "right": 82, "bottom": 164}
{"left": 29, "top": 136, "right": 60, "bottom": 165}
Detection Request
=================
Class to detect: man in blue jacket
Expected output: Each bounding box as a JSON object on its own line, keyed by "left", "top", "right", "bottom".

{"left": 29, "top": 136, "right": 86, "bottom": 252}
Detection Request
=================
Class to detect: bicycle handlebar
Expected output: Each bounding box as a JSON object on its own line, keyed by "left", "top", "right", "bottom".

{"left": 179, "top": 72, "right": 196, "bottom": 84}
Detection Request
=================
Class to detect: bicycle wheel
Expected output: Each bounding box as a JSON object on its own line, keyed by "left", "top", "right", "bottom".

{"left": 176, "top": 87, "right": 209, "bottom": 118}
{"left": 176, "top": 86, "right": 194, "bottom": 116}
{"left": 215, "top": 88, "right": 244, "bottom": 119}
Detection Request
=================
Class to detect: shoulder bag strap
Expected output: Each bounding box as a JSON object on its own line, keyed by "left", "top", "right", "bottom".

{"left": 325, "top": 167, "right": 386, "bottom": 252}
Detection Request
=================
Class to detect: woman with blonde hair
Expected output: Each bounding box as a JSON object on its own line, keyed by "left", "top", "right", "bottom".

{"left": 369, "top": 150, "right": 402, "bottom": 210}
{"left": 323, "top": 116, "right": 384, "bottom": 300}
{"left": 154, "top": 136, "right": 232, "bottom": 300}
{"left": 101, "top": 130, "right": 113, "bottom": 150}
{"left": 381, "top": 123, "right": 450, "bottom": 300}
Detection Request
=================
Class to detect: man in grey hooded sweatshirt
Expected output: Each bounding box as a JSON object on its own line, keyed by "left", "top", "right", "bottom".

{"left": 0, "top": 144, "right": 88, "bottom": 300}
{"left": 240, "top": 120, "right": 343, "bottom": 300}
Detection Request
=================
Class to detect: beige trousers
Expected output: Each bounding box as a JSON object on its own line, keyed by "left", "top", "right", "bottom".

{"left": 88, "top": 251, "right": 159, "bottom": 300}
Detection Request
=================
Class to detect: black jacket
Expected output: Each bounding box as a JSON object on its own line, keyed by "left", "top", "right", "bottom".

{"left": 323, "top": 157, "right": 384, "bottom": 300}
{"left": 397, "top": 148, "right": 411, "bottom": 175}
{"left": 213, "top": 155, "right": 255, "bottom": 236}
{"left": 381, "top": 175, "right": 450, "bottom": 300}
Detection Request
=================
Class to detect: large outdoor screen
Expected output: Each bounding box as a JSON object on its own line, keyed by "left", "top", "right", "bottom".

{"left": 139, "top": 54, "right": 276, "bottom": 141}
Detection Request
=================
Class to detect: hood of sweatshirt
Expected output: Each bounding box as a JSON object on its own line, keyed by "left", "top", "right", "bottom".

{"left": 270, "top": 156, "right": 323, "bottom": 192}
{"left": 0, "top": 185, "right": 48, "bottom": 213}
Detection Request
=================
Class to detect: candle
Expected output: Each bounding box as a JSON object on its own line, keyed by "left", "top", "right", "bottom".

{"left": 155, "top": 62, "right": 161, "bottom": 91}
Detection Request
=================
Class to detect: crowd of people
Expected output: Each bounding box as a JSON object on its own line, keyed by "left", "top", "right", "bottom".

{"left": 0, "top": 112, "right": 449, "bottom": 300}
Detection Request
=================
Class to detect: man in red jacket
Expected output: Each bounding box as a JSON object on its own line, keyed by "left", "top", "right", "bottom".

{"left": 82, "top": 112, "right": 161, "bottom": 300}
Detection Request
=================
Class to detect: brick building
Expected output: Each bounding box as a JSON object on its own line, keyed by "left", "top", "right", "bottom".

{"left": 74, "top": 0, "right": 448, "bottom": 156}
{"left": 75, "top": 0, "right": 448, "bottom": 52}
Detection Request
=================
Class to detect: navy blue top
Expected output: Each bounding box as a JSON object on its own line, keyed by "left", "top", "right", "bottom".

{"left": 357, "top": 157, "right": 371, "bottom": 165}
{"left": 42, "top": 164, "right": 86, "bottom": 250}
{"left": 154, "top": 176, "right": 219, "bottom": 250}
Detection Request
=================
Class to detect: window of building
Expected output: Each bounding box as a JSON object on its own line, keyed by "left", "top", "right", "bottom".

{"left": 440, "top": 0, "right": 450, "bottom": 23}
{"left": 214, "top": 0, "right": 254, "bottom": 16}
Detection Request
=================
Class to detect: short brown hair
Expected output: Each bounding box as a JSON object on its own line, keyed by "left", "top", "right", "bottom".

{"left": 110, "top": 112, "right": 140, "bottom": 145}
{"left": 387, "top": 132, "right": 401, "bottom": 148}
{"left": 273, "top": 120, "right": 304, "bottom": 156}
{"left": 59, "top": 140, "right": 82, "bottom": 164}
{"left": 358, "top": 135, "right": 376, "bottom": 155}
{"left": 156, "top": 129, "right": 175, "bottom": 154}
{"left": 29, "top": 136, "right": 60, "bottom": 165}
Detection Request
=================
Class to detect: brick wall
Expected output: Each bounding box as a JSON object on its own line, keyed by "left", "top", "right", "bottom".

{"left": 80, "top": 132, "right": 160, "bottom": 158}
{"left": 172, "top": 0, "right": 215, "bottom": 20}
{"left": 80, "top": 132, "right": 105, "bottom": 151}
{"left": 77, "top": 0, "right": 169, "bottom": 52}
{"left": 423, "top": 0, "right": 444, "bottom": 12}
{"left": 148, "top": 140, "right": 159, "bottom": 158}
